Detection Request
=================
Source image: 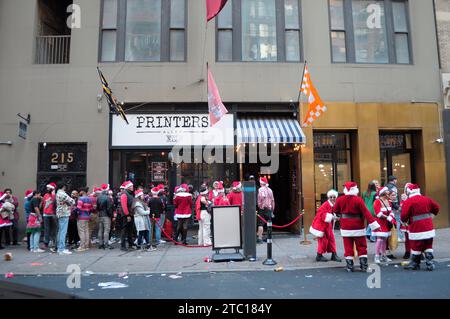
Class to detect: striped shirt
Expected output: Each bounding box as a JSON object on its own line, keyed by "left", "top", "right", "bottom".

{"left": 258, "top": 186, "right": 275, "bottom": 211}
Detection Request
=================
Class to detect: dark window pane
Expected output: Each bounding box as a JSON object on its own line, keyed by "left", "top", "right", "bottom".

{"left": 329, "top": 0, "right": 344, "bottom": 30}
{"left": 242, "top": 0, "right": 277, "bottom": 61}
{"left": 125, "top": 0, "right": 162, "bottom": 62}
{"left": 352, "top": 0, "right": 388, "bottom": 63}
{"left": 170, "top": 0, "right": 185, "bottom": 28}
{"left": 395, "top": 33, "right": 409, "bottom": 63}
{"left": 284, "top": 0, "right": 299, "bottom": 29}
{"left": 218, "top": 30, "right": 233, "bottom": 61}
{"left": 101, "top": 30, "right": 117, "bottom": 61}
{"left": 102, "top": 0, "right": 118, "bottom": 28}
{"left": 331, "top": 31, "right": 346, "bottom": 62}
{"left": 218, "top": 0, "right": 233, "bottom": 28}
{"left": 392, "top": 1, "right": 408, "bottom": 33}
{"left": 285, "top": 30, "right": 300, "bottom": 61}
{"left": 170, "top": 30, "right": 185, "bottom": 61}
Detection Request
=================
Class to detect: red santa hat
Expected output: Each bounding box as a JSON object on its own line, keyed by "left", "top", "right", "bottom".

{"left": 135, "top": 189, "right": 144, "bottom": 198}
{"left": 174, "top": 186, "right": 180, "bottom": 193}
{"left": 94, "top": 187, "right": 102, "bottom": 194}
{"left": 25, "top": 189, "right": 34, "bottom": 199}
{"left": 217, "top": 182, "right": 225, "bottom": 193}
{"left": 0, "top": 192, "right": 6, "bottom": 201}
{"left": 213, "top": 181, "right": 222, "bottom": 188}
{"left": 151, "top": 187, "right": 160, "bottom": 195}
{"left": 232, "top": 181, "right": 242, "bottom": 191}
{"left": 343, "top": 182, "right": 359, "bottom": 196}
{"left": 260, "top": 177, "right": 269, "bottom": 186}
{"left": 378, "top": 186, "right": 390, "bottom": 197}
{"left": 121, "top": 181, "right": 133, "bottom": 190}
{"left": 179, "top": 184, "right": 188, "bottom": 192}
{"left": 46, "top": 182, "right": 56, "bottom": 190}
{"left": 101, "top": 183, "right": 110, "bottom": 191}
{"left": 405, "top": 183, "right": 421, "bottom": 196}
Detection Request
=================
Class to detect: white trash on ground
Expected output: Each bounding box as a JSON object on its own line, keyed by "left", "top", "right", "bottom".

{"left": 98, "top": 282, "right": 129, "bottom": 289}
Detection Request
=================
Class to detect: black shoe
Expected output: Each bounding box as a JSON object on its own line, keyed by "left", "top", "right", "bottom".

{"left": 386, "top": 254, "right": 396, "bottom": 260}
{"left": 331, "top": 253, "right": 342, "bottom": 262}
{"left": 403, "top": 252, "right": 411, "bottom": 260}
{"left": 425, "top": 252, "right": 435, "bottom": 271}
{"left": 420, "top": 254, "right": 425, "bottom": 261}
{"left": 12, "top": 242, "right": 19, "bottom": 246}
{"left": 120, "top": 246, "right": 128, "bottom": 252}
{"left": 345, "top": 259, "right": 354, "bottom": 272}
{"left": 316, "top": 253, "right": 328, "bottom": 262}
{"left": 256, "top": 239, "right": 263, "bottom": 244}
{"left": 98, "top": 244, "right": 105, "bottom": 249}
{"left": 360, "top": 257, "right": 368, "bottom": 272}
{"left": 108, "top": 245, "right": 114, "bottom": 250}
{"left": 0, "top": 246, "right": 4, "bottom": 250}
{"left": 404, "top": 254, "right": 421, "bottom": 270}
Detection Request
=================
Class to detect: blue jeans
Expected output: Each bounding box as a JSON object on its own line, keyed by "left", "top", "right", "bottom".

{"left": 137, "top": 230, "right": 150, "bottom": 247}
{"left": 150, "top": 218, "right": 163, "bottom": 243}
{"left": 395, "top": 211, "right": 404, "bottom": 240}
{"left": 57, "top": 217, "right": 69, "bottom": 252}
{"left": 30, "top": 232, "right": 40, "bottom": 251}
{"left": 366, "top": 226, "right": 375, "bottom": 241}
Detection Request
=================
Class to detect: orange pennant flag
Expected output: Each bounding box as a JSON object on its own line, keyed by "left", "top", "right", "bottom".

{"left": 300, "top": 66, "right": 327, "bottom": 127}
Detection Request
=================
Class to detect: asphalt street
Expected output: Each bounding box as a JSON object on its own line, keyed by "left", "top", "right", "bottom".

{"left": 2, "top": 261, "right": 450, "bottom": 299}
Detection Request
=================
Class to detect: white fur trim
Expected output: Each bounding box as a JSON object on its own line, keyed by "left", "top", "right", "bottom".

{"left": 369, "top": 221, "right": 380, "bottom": 230}
{"left": 123, "top": 182, "right": 133, "bottom": 189}
{"left": 359, "top": 255, "right": 368, "bottom": 258}
{"left": 411, "top": 250, "right": 422, "bottom": 256}
{"left": 327, "top": 190, "right": 338, "bottom": 198}
{"left": 175, "top": 214, "right": 191, "bottom": 219}
{"left": 387, "top": 215, "right": 393, "bottom": 222}
{"left": 309, "top": 226, "right": 324, "bottom": 238}
{"left": 324, "top": 213, "right": 333, "bottom": 223}
{"left": 46, "top": 184, "right": 55, "bottom": 190}
{"left": 176, "top": 192, "right": 192, "bottom": 198}
{"left": 377, "top": 212, "right": 384, "bottom": 218}
{"left": 408, "top": 192, "right": 421, "bottom": 198}
{"left": 0, "top": 194, "right": 7, "bottom": 201}
{"left": 380, "top": 207, "right": 391, "bottom": 212}
{"left": 343, "top": 187, "right": 359, "bottom": 196}
{"left": 409, "top": 229, "right": 435, "bottom": 240}
{"left": 345, "top": 256, "right": 354, "bottom": 260}
{"left": 372, "top": 231, "right": 391, "bottom": 237}
{"left": 340, "top": 228, "right": 366, "bottom": 237}
{"left": 327, "top": 200, "right": 334, "bottom": 207}
{"left": 425, "top": 249, "right": 434, "bottom": 253}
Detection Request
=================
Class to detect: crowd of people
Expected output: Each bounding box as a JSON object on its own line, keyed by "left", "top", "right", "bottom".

{"left": 0, "top": 176, "right": 277, "bottom": 254}
{"left": 310, "top": 175, "right": 440, "bottom": 272}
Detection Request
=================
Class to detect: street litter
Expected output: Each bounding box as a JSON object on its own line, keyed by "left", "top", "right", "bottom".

{"left": 31, "top": 262, "right": 44, "bottom": 266}
{"left": 274, "top": 267, "right": 284, "bottom": 272}
{"left": 4, "top": 273, "right": 14, "bottom": 278}
{"left": 394, "top": 265, "right": 399, "bottom": 268}
{"left": 401, "top": 261, "right": 409, "bottom": 266}
{"left": 169, "top": 275, "right": 182, "bottom": 279}
{"left": 305, "top": 275, "right": 313, "bottom": 278}
{"left": 4, "top": 253, "right": 12, "bottom": 261}
{"left": 203, "top": 257, "right": 211, "bottom": 262}
{"left": 259, "top": 288, "right": 265, "bottom": 290}
{"left": 161, "top": 273, "right": 166, "bottom": 277}
{"left": 123, "top": 276, "right": 129, "bottom": 279}
{"left": 118, "top": 272, "right": 128, "bottom": 278}
{"left": 145, "top": 275, "right": 153, "bottom": 278}
{"left": 88, "top": 288, "right": 95, "bottom": 291}
{"left": 85, "top": 271, "right": 94, "bottom": 274}
{"left": 98, "top": 282, "right": 129, "bottom": 289}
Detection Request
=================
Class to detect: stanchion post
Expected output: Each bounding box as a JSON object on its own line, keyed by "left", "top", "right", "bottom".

{"left": 263, "top": 214, "right": 277, "bottom": 265}
{"left": 300, "top": 209, "right": 311, "bottom": 245}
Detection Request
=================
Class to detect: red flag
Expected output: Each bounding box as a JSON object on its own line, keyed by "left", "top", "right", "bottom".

{"left": 206, "top": 0, "right": 228, "bottom": 21}
{"left": 207, "top": 68, "right": 228, "bottom": 126}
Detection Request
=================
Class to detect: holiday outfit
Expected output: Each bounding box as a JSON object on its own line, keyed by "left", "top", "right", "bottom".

{"left": 401, "top": 185, "right": 440, "bottom": 271}
{"left": 119, "top": 185, "right": 135, "bottom": 250}
{"left": 174, "top": 186, "right": 193, "bottom": 244}
{"left": 257, "top": 182, "right": 275, "bottom": 227}
{"left": 42, "top": 190, "right": 57, "bottom": 248}
{"left": 227, "top": 182, "right": 243, "bottom": 213}
{"left": 373, "top": 197, "right": 395, "bottom": 263}
{"left": 333, "top": 182, "right": 380, "bottom": 272}
{"left": 26, "top": 213, "right": 42, "bottom": 252}
{"left": 310, "top": 200, "right": 340, "bottom": 261}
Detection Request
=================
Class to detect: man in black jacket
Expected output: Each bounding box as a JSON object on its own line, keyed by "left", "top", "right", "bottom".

{"left": 97, "top": 184, "right": 114, "bottom": 249}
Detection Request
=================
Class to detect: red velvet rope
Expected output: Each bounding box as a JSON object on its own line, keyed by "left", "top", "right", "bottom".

{"left": 256, "top": 213, "right": 303, "bottom": 229}
{"left": 152, "top": 217, "right": 212, "bottom": 248}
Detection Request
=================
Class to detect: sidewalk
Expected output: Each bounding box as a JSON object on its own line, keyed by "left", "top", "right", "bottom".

{"left": 1, "top": 228, "right": 450, "bottom": 276}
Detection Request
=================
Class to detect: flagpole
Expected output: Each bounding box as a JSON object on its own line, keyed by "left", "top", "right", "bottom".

{"left": 298, "top": 60, "right": 311, "bottom": 245}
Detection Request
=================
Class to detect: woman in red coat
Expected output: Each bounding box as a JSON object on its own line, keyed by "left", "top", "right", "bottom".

{"left": 309, "top": 189, "right": 341, "bottom": 262}
{"left": 372, "top": 187, "right": 396, "bottom": 264}
{"left": 174, "top": 184, "right": 193, "bottom": 245}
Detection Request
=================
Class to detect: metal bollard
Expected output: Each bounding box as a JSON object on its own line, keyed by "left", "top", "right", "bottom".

{"left": 263, "top": 214, "right": 277, "bottom": 266}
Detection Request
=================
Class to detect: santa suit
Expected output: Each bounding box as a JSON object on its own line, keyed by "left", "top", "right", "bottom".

{"left": 333, "top": 195, "right": 380, "bottom": 259}
{"left": 214, "top": 194, "right": 230, "bottom": 206}
{"left": 372, "top": 199, "right": 395, "bottom": 238}
{"left": 227, "top": 191, "right": 243, "bottom": 212}
{"left": 401, "top": 193, "right": 439, "bottom": 255}
{"left": 309, "top": 200, "right": 337, "bottom": 254}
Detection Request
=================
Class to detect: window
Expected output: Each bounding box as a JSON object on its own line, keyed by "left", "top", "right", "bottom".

{"left": 328, "top": 0, "right": 411, "bottom": 64}
{"left": 216, "top": 0, "right": 302, "bottom": 62}
{"left": 99, "top": 0, "right": 186, "bottom": 62}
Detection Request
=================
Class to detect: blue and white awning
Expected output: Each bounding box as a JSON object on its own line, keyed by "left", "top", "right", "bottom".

{"left": 236, "top": 116, "right": 306, "bottom": 144}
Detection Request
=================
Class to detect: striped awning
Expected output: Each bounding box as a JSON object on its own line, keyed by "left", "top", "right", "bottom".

{"left": 236, "top": 116, "right": 306, "bottom": 144}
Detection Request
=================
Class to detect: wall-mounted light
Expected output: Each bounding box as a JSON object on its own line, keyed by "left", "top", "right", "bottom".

{"left": 435, "top": 138, "right": 444, "bottom": 144}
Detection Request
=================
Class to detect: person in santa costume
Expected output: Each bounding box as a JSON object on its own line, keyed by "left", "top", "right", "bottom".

{"left": 213, "top": 182, "right": 230, "bottom": 206}
{"left": 195, "top": 185, "right": 212, "bottom": 246}
{"left": 400, "top": 183, "right": 412, "bottom": 260}
{"left": 309, "top": 189, "right": 341, "bottom": 262}
{"left": 174, "top": 184, "right": 193, "bottom": 245}
{"left": 42, "top": 182, "right": 57, "bottom": 252}
{"left": 372, "top": 186, "right": 396, "bottom": 264}
{"left": 333, "top": 182, "right": 380, "bottom": 272}
{"left": 227, "top": 181, "right": 243, "bottom": 213}
{"left": 209, "top": 181, "right": 221, "bottom": 202}
{"left": 401, "top": 183, "right": 440, "bottom": 271}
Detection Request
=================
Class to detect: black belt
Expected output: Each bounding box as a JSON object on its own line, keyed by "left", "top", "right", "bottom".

{"left": 412, "top": 213, "right": 433, "bottom": 222}
{"left": 341, "top": 214, "right": 362, "bottom": 219}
